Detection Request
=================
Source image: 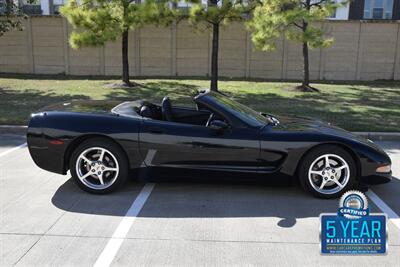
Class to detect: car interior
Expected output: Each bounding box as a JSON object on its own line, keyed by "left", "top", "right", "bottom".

{"left": 137, "top": 96, "right": 225, "bottom": 127}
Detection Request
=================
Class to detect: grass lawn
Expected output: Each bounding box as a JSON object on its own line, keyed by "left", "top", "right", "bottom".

{"left": 0, "top": 74, "right": 399, "bottom": 132}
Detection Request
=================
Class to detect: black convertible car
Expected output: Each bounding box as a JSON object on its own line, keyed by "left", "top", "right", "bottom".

{"left": 27, "top": 90, "right": 392, "bottom": 198}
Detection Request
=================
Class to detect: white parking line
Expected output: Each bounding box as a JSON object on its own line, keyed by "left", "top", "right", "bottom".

{"left": 366, "top": 190, "right": 400, "bottom": 230}
{"left": 93, "top": 183, "right": 155, "bottom": 267}
{"left": 0, "top": 142, "right": 27, "bottom": 158}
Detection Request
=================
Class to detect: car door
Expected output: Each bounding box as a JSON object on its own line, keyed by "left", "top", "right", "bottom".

{"left": 186, "top": 123, "right": 261, "bottom": 172}
{"left": 139, "top": 117, "right": 261, "bottom": 171}
{"left": 139, "top": 118, "right": 197, "bottom": 167}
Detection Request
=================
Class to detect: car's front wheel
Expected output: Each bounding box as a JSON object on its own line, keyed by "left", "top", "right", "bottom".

{"left": 299, "top": 145, "right": 357, "bottom": 199}
{"left": 69, "top": 138, "right": 128, "bottom": 194}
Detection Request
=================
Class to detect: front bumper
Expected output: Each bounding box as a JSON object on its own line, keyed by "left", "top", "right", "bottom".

{"left": 360, "top": 171, "right": 392, "bottom": 185}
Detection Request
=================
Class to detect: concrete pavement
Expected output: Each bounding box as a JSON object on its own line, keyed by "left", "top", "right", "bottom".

{"left": 0, "top": 134, "right": 399, "bottom": 266}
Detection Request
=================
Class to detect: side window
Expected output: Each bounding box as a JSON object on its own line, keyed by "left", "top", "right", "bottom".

{"left": 200, "top": 107, "right": 230, "bottom": 128}
{"left": 138, "top": 100, "right": 229, "bottom": 128}
{"left": 174, "top": 106, "right": 224, "bottom": 127}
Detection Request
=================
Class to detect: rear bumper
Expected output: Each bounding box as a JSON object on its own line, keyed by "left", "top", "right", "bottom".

{"left": 28, "top": 145, "right": 66, "bottom": 175}
{"left": 27, "top": 114, "right": 66, "bottom": 175}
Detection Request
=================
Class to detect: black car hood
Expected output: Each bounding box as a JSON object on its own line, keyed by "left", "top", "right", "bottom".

{"left": 272, "top": 114, "right": 388, "bottom": 155}
{"left": 274, "top": 115, "right": 339, "bottom": 131}
{"left": 273, "top": 115, "right": 369, "bottom": 142}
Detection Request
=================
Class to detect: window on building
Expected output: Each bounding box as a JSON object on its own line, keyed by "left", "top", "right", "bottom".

{"left": 53, "top": 0, "right": 67, "bottom": 14}
{"left": 364, "top": 0, "right": 394, "bottom": 19}
{"left": 20, "top": 0, "right": 42, "bottom": 15}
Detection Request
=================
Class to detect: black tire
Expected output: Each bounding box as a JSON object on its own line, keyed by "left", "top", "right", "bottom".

{"left": 69, "top": 138, "right": 128, "bottom": 194}
{"left": 298, "top": 145, "right": 357, "bottom": 199}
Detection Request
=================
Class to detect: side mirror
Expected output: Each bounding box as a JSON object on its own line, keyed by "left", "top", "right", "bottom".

{"left": 209, "top": 120, "right": 228, "bottom": 132}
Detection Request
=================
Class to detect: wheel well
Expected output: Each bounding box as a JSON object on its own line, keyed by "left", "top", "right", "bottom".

{"left": 63, "top": 134, "right": 129, "bottom": 173}
{"left": 295, "top": 142, "right": 361, "bottom": 181}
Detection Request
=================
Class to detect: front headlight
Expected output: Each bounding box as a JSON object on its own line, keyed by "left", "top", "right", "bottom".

{"left": 376, "top": 165, "right": 391, "bottom": 173}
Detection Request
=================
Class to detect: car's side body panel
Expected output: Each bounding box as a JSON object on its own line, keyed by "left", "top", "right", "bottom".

{"left": 28, "top": 111, "right": 143, "bottom": 174}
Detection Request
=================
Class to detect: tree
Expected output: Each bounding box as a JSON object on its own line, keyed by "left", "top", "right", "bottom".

{"left": 0, "top": 0, "right": 32, "bottom": 37}
{"left": 186, "top": 0, "right": 251, "bottom": 91}
{"left": 61, "top": 0, "right": 147, "bottom": 86}
{"left": 247, "top": 0, "right": 340, "bottom": 92}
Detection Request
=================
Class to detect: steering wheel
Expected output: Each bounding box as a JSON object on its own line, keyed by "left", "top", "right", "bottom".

{"left": 205, "top": 113, "right": 214, "bottom": 127}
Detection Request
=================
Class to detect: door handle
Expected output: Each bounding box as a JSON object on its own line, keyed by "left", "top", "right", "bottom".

{"left": 146, "top": 126, "right": 164, "bottom": 134}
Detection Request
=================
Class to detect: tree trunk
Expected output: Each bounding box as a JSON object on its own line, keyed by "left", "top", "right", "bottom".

{"left": 121, "top": 30, "right": 130, "bottom": 86}
{"left": 210, "top": 22, "right": 219, "bottom": 92}
{"left": 302, "top": 40, "right": 310, "bottom": 87}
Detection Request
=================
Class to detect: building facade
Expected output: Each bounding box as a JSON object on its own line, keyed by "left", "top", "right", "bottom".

{"left": 329, "top": 0, "right": 350, "bottom": 20}
{"left": 4, "top": 0, "right": 400, "bottom": 20}
{"left": 349, "top": 0, "right": 400, "bottom": 20}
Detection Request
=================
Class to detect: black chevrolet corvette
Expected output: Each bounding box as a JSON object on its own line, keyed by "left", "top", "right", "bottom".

{"left": 27, "top": 90, "right": 392, "bottom": 198}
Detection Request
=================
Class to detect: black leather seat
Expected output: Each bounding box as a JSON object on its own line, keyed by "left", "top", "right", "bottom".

{"left": 162, "top": 96, "right": 174, "bottom": 121}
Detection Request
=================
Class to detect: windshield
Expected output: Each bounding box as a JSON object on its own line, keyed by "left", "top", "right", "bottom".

{"left": 209, "top": 92, "right": 268, "bottom": 127}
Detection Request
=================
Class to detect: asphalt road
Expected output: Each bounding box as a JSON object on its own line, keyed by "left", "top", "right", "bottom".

{"left": 0, "top": 133, "right": 399, "bottom": 266}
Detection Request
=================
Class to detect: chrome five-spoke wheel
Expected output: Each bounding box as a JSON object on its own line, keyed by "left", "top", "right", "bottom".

{"left": 70, "top": 138, "right": 128, "bottom": 194}
{"left": 308, "top": 154, "right": 350, "bottom": 195}
{"left": 76, "top": 147, "right": 119, "bottom": 190}
{"left": 299, "top": 145, "right": 357, "bottom": 199}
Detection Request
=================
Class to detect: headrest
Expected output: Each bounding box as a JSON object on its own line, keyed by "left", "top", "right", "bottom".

{"left": 140, "top": 105, "right": 154, "bottom": 119}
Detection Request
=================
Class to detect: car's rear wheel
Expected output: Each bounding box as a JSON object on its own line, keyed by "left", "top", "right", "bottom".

{"left": 299, "top": 145, "right": 357, "bottom": 199}
{"left": 69, "top": 138, "right": 128, "bottom": 194}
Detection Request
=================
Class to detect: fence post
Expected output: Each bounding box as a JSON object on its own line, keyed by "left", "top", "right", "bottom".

{"left": 134, "top": 28, "right": 141, "bottom": 76}
{"left": 393, "top": 23, "right": 400, "bottom": 80}
{"left": 355, "top": 21, "right": 363, "bottom": 80}
{"left": 171, "top": 22, "right": 177, "bottom": 76}
{"left": 26, "top": 17, "right": 34, "bottom": 74}
{"left": 245, "top": 31, "right": 251, "bottom": 78}
{"left": 62, "top": 18, "right": 70, "bottom": 75}
{"left": 281, "top": 37, "right": 288, "bottom": 80}
{"left": 319, "top": 47, "right": 325, "bottom": 81}
{"left": 319, "top": 22, "right": 326, "bottom": 80}
{"left": 99, "top": 46, "right": 105, "bottom": 75}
